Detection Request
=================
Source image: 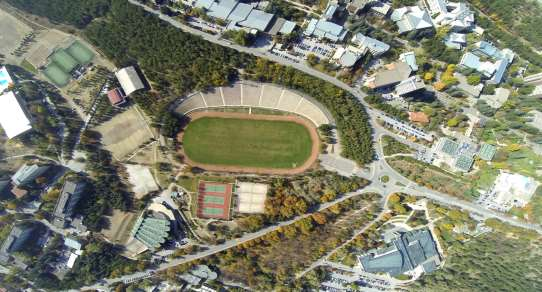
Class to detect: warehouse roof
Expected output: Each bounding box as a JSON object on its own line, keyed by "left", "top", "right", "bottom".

{"left": 0, "top": 91, "right": 32, "bottom": 139}
{"left": 239, "top": 9, "right": 275, "bottom": 31}
{"left": 115, "top": 67, "right": 145, "bottom": 96}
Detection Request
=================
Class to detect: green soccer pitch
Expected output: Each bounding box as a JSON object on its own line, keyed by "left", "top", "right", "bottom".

{"left": 182, "top": 117, "right": 314, "bottom": 169}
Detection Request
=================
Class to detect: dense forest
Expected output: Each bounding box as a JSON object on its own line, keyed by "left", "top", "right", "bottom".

{"left": 410, "top": 232, "right": 542, "bottom": 291}
{"left": 5, "top": 0, "right": 111, "bottom": 28}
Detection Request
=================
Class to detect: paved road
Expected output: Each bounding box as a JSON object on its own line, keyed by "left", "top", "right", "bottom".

{"left": 79, "top": 1, "right": 542, "bottom": 289}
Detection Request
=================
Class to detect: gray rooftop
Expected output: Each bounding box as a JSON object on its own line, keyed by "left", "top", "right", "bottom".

{"left": 369, "top": 62, "right": 412, "bottom": 88}
{"left": 239, "top": 9, "right": 275, "bottom": 31}
{"left": 359, "top": 228, "right": 440, "bottom": 276}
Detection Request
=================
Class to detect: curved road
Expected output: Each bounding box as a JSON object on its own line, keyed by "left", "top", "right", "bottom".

{"left": 80, "top": 1, "right": 542, "bottom": 289}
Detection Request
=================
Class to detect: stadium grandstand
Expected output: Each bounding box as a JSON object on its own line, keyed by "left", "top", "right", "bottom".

{"left": 175, "top": 82, "right": 333, "bottom": 127}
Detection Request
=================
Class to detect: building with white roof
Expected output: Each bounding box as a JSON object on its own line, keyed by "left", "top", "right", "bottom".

{"left": 395, "top": 76, "right": 425, "bottom": 96}
{"left": 0, "top": 91, "right": 32, "bottom": 139}
{"left": 351, "top": 33, "right": 390, "bottom": 56}
{"left": 478, "top": 172, "right": 540, "bottom": 212}
{"left": 0, "top": 66, "right": 14, "bottom": 93}
{"left": 399, "top": 51, "right": 418, "bottom": 71}
{"left": 332, "top": 46, "right": 366, "bottom": 68}
{"left": 444, "top": 32, "right": 467, "bottom": 49}
{"left": 115, "top": 66, "right": 145, "bottom": 96}
{"left": 479, "top": 87, "right": 510, "bottom": 109}
{"left": 427, "top": 1, "right": 475, "bottom": 31}
{"left": 304, "top": 18, "right": 348, "bottom": 42}
{"left": 390, "top": 6, "right": 434, "bottom": 34}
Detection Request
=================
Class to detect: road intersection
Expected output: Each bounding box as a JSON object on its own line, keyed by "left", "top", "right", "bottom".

{"left": 79, "top": 1, "right": 542, "bottom": 289}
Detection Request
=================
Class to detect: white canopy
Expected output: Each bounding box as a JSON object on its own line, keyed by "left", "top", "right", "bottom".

{"left": 0, "top": 91, "right": 32, "bottom": 139}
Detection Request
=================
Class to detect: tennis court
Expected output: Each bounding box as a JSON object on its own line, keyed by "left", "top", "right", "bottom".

{"left": 196, "top": 181, "right": 233, "bottom": 220}
{"left": 42, "top": 63, "right": 71, "bottom": 87}
{"left": 66, "top": 41, "right": 95, "bottom": 64}
{"left": 50, "top": 49, "right": 78, "bottom": 72}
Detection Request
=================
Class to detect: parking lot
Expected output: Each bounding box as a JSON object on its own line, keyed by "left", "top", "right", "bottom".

{"left": 292, "top": 37, "right": 337, "bottom": 59}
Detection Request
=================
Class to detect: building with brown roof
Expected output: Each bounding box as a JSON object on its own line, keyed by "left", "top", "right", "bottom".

{"left": 365, "top": 62, "right": 412, "bottom": 89}
{"left": 107, "top": 88, "right": 126, "bottom": 106}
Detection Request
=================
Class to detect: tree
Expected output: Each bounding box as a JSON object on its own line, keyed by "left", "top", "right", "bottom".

{"left": 467, "top": 74, "right": 481, "bottom": 85}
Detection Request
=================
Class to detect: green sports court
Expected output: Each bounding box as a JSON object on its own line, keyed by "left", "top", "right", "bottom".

{"left": 42, "top": 40, "right": 95, "bottom": 87}
{"left": 196, "top": 181, "right": 233, "bottom": 220}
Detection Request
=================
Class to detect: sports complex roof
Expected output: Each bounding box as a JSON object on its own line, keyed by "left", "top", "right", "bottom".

{"left": 130, "top": 212, "right": 171, "bottom": 250}
{"left": 115, "top": 66, "right": 145, "bottom": 96}
{"left": 0, "top": 91, "right": 33, "bottom": 139}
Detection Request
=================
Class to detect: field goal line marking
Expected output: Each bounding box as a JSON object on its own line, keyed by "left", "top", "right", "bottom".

{"left": 219, "top": 87, "right": 226, "bottom": 106}
{"left": 199, "top": 92, "right": 208, "bottom": 107}
{"left": 294, "top": 97, "right": 305, "bottom": 112}
{"left": 276, "top": 89, "right": 286, "bottom": 109}
{"left": 258, "top": 85, "right": 265, "bottom": 107}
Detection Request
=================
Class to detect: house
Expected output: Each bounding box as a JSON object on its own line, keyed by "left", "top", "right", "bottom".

{"left": 365, "top": 61, "right": 412, "bottom": 89}
{"left": 409, "top": 111, "right": 430, "bottom": 123}
{"left": 399, "top": 51, "right": 418, "bottom": 71}
{"left": 115, "top": 66, "right": 145, "bottom": 96}
{"left": 107, "top": 88, "right": 126, "bottom": 106}
{"left": 359, "top": 228, "right": 441, "bottom": 276}
{"left": 351, "top": 33, "right": 390, "bottom": 56}
{"left": 390, "top": 6, "right": 434, "bottom": 34}
{"left": 304, "top": 18, "right": 348, "bottom": 42}
{"left": 395, "top": 76, "right": 425, "bottom": 96}
{"left": 0, "top": 223, "right": 36, "bottom": 264}
{"left": 332, "top": 46, "right": 366, "bottom": 67}
{"left": 444, "top": 32, "right": 467, "bottom": 50}
{"left": 11, "top": 164, "right": 50, "bottom": 187}
{"left": 52, "top": 180, "right": 86, "bottom": 228}
{"left": 0, "top": 91, "right": 32, "bottom": 139}
{"left": 429, "top": 1, "right": 475, "bottom": 31}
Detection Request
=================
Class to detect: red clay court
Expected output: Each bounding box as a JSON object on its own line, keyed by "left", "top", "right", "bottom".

{"left": 196, "top": 181, "right": 233, "bottom": 220}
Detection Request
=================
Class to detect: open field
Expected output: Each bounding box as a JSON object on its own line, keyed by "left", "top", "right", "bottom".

{"left": 95, "top": 106, "right": 155, "bottom": 160}
{"left": 101, "top": 209, "right": 138, "bottom": 245}
{"left": 180, "top": 112, "right": 319, "bottom": 174}
{"left": 0, "top": 8, "right": 33, "bottom": 62}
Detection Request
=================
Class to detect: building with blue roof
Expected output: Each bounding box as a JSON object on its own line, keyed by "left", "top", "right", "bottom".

{"left": 359, "top": 228, "right": 441, "bottom": 276}
{"left": 399, "top": 51, "right": 418, "bottom": 71}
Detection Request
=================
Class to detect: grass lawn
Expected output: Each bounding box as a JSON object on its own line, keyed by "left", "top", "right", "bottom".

{"left": 183, "top": 117, "right": 313, "bottom": 169}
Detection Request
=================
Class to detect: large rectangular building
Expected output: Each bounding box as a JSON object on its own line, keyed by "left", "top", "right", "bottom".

{"left": 0, "top": 91, "right": 32, "bottom": 139}
{"left": 52, "top": 180, "right": 86, "bottom": 228}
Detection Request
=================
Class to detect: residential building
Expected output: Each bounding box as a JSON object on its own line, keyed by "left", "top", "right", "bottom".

{"left": 390, "top": 6, "right": 434, "bottom": 34}
{"left": 352, "top": 33, "right": 390, "bottom": 56}
{"left": 304, "top": 18, "right": 348, "bottom": 42}
{"left": 429, "top": 1, "right": 475, "bottom": 31}
{"left": 332, "top": 46, "right": 366, "bottom": 67}
{"left": 52, "top": 180, "right": 86, "bottom": 228}
{"left": 359, "top": 228, "right": 441, "bottom": 276}
{"left": 130, "top": 211, "right": 171, "bottom": 250}
{"left": 107, "top": 88, "right": 126, "bottom": 106}
{"left": 0, "top": 91, "right": 32, "bottom": 139}
{"left": 115, "top": 66, "right": 145, "bottom": 96}
{"left": 11, "top": 164, "right": 50, "bottom": 187}
{"left": 444, "top": 32, "right": 467, "bottom": 50}
{"left": 365, "top": 61, "right": 412, "bottom": 89}
{"left": 0, "top": 223, "right": 35, "bottom": 263}
{"left": 395, "top": 76, "right": 425, "bottom": 96}
{"left": 399, "top": 51, "right": 418, "bottom": 71}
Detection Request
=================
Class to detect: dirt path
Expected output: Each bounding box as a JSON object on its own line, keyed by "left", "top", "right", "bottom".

{"left": 178, "top": 111, "right": 320, "bottom": 175}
